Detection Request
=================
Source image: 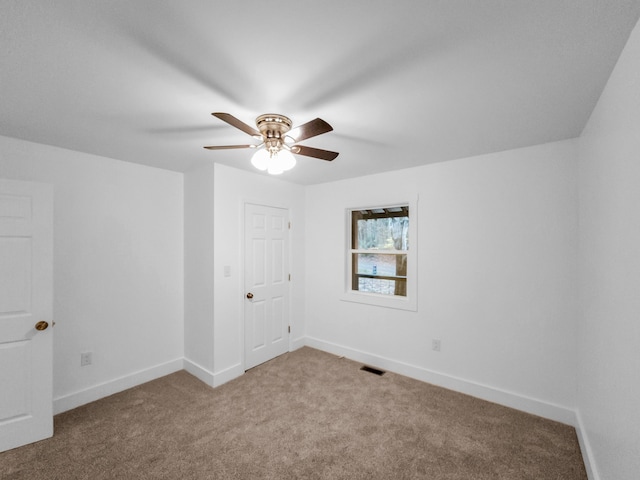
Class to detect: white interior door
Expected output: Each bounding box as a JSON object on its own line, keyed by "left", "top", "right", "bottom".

{"left": 0, "top": 179, "right": 53, "bottom": 452}
{"left": 244, "top": 203, "right": 290, "bottom": 370}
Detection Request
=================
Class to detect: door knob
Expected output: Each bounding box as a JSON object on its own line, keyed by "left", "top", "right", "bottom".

{"left": 246, "top": 292, "right": 254, "bottom": 299}
{"left": 35, "top": 321, "right": 49, "bottom": 331}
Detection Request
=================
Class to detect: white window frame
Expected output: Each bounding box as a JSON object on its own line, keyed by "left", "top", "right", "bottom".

{"left": 342, "top": 198, "right": 417, "bottom": 311}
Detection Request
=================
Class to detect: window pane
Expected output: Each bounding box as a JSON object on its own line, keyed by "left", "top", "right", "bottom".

{"left": 352, "top": 253, "right": 407, "bottom": 296}
{"left": 354, "top": 217, "right": 409, "bottom": 250}
{"left": 354, "top": 253, "right": 400, "bottom": 275}
{"left": 353, "top": 215, "right": 409, "bottom": 250}
{"left": 358, "top": 277, "right": 404, "bottom": 295}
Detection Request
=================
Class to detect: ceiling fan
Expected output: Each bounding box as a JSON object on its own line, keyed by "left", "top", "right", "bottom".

{"left": 204, "top": 113, "right": 339, "bottom": 175}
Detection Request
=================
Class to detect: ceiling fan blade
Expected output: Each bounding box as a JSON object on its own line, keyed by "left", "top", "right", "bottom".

{"left": 203, "top": 144, "right": 253, "bottom": 150}
{"left": 288, "top": 118, "right": 333, "bottom": 142}
{"left": 212, "top": 112, "right": 261, "bottom": 137}
{"left": 292, "top": 145, "right": 339, "bottom": 161}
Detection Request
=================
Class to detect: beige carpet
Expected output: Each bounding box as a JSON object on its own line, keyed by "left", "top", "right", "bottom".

{"left": 1, "top": 347, "right": 586, "bottom": 479}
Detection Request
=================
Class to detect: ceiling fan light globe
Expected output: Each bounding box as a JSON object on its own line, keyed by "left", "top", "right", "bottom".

{"left": 251, "top": 148, "right": 270, "bottom": 171}
{"left": 267, "top": 164, "right": 284, "bottom": 175}
{"left": 274, "top": 149, "right": 296, "bottom": 171}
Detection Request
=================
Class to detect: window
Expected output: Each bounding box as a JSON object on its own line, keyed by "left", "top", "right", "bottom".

{"left": 351, "top": 206, "right": 409, "bottom": 296}
{"left": 344, "top": 202, "right": 416, "bottom": 311}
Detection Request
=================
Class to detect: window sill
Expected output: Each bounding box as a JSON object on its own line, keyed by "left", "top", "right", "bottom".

{"left": 340, "top": 290, "right": 417, "bottom": 311}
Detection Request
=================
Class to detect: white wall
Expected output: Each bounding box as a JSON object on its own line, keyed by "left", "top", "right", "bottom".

{"left": 577, "top": 18, "right": 640, "bottom": 480}
{"left": 184, "top": 163, "right": 216, "bottom": 381}
{"left": 183, "top": 162, "right": 306, "bottom": 386}
{"left": 305, "top": 140, "right": 579, "bottom": 423}
{"left": 0, "top": 136, "right": 184, "bottom": 413}
{"left": 213, "top": 164, "right": 306, "bottom": 383}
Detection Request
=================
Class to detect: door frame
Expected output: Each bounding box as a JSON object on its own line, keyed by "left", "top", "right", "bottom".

{"left": 241, "top": 200, "right": 292, "bottom": 371}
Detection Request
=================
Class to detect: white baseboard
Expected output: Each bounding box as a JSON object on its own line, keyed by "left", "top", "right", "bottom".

{"left": 53, "top": 358, "right": 184, "bottom": 414}
{"left": 304, "top": 336, "right": 577, "bottom": 426}
{"left": 213, "top": 363, "right": 244, "bottom": 387}
{"left": 290, "top": 336, "right": 306, "bottom": 351}
{"left": 575, "top": 410, "right": 599, "bottom": 480}
{"left": 184, "top": 358, "right": 244, "bottom": 388}
{"left": 183, "top": 358, "right": 215, "bottom": 386}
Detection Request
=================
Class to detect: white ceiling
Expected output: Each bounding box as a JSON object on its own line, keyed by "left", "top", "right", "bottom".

{"left": 2, "top": 1, "right": 639, "bottom": 185}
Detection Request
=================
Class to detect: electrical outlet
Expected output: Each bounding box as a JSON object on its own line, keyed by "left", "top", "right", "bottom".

{"left": 432, "top": 339, "right": 441, "bottom": 352}
{"left": 80, "top": 351, "right": 92, "bottom": 366}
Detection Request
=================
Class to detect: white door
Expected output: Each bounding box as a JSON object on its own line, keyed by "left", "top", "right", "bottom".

{"left": 0, "top": 179, "right": 53, "bottom": 452}
{"left": 244, "top": 203, "right": 290, "bottom": 370}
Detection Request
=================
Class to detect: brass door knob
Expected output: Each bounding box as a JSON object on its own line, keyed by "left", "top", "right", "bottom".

{"left": 35, "top": 321, "right": 49, "bottom": 331}
{"left": 246, "top": 292, "right": 254, "bottom": 299}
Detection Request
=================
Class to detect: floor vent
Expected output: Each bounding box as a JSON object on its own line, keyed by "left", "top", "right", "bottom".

{"left": 360, "top": 365, "right": 385, "bottom": 376}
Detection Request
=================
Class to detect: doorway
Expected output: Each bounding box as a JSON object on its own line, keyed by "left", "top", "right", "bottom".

{"left": 243, "top": 203, "right": 290, "bottom": 370}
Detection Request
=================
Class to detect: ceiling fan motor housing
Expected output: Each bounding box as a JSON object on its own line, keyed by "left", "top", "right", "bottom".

{"left": 256, "top": 114, "right": 292, "bottom": 152}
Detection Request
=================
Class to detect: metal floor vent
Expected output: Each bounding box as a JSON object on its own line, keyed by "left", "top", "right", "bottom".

{"left": 360, "top": 365, "right": 385, "bottom": 376}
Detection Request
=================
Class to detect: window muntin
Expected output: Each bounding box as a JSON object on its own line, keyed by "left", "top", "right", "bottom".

{"left": 350, "top": 206, "right": 409, "bottom": 297}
